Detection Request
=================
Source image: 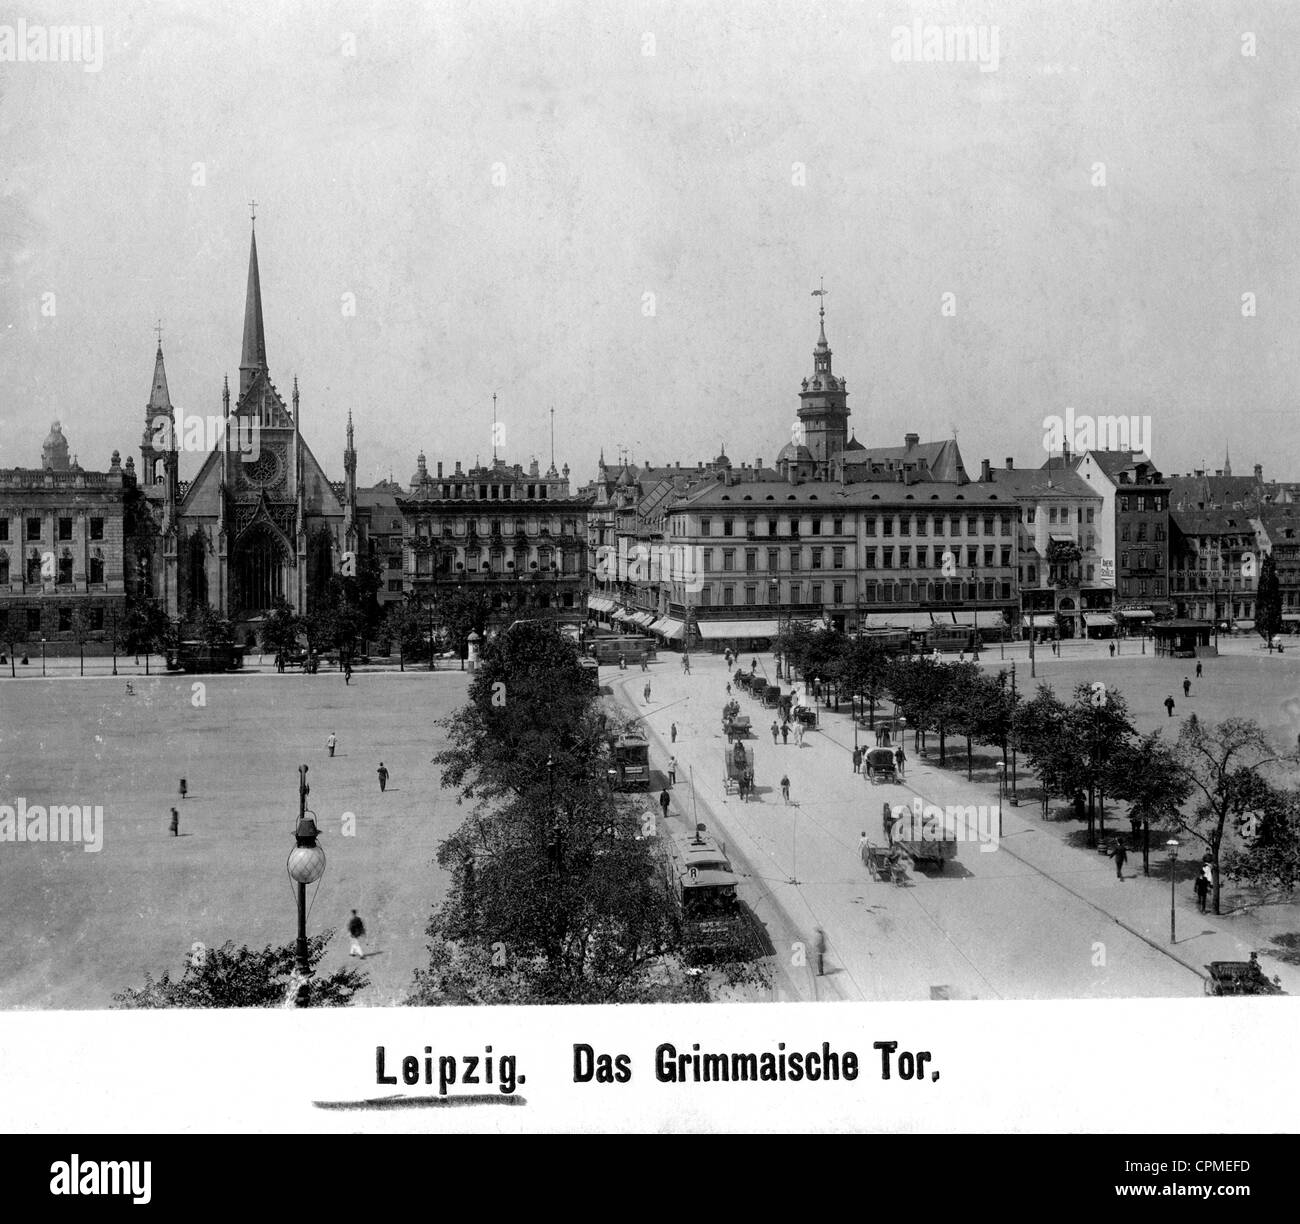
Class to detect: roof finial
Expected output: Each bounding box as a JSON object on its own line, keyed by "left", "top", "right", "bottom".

{"left": 549, "top": 405, "right": 555, "bottom": 471}
{"left": 811, "top": 277, "right": 829, "bottom": 344}
{"left": 249, "top": 198, "right": 257, "bottom": 226}
{"left": 154, "top": 318, "right": 163, "bottom": 351}
{"left": 492, "top": 391, "right": 498, "bottom": 464}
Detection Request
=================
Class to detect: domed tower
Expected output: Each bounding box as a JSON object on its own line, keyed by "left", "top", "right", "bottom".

{"left": 409, "top": 451, "right": 432, "bottom": 496}
{"left": 42, "top": 421, "right": 71, "bottom": 471}
{"left": 796, "top": 290, "right": 850, "bottom": 479}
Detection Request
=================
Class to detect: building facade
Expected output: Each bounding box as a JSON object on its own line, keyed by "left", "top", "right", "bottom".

{"left": 0, "top": 423, "right": 136, "bottom": 653}
{"left": 399, "top": 454, "right": 589, "bottom": 628}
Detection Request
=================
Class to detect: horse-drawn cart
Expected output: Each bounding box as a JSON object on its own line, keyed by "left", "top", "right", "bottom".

{"left": 724, "top": 743, "right": 755, "bottom": 799}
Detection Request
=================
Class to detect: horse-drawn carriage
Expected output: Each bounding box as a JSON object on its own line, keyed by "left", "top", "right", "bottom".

{"left": 722, "top": 701, "right": 752, "bottom": 741}
{"left": 863, "top": 746, "right": 898, "bottom": 784}
{"left": 724, "top": 742, "right": 755, "bottom": 800}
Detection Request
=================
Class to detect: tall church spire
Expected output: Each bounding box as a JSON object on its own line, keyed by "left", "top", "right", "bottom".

{"left": 239, "top": 217, "right": 267, "bottom": 398}
{"left": 141, "top": 331, "right": 177, "bottom": 489}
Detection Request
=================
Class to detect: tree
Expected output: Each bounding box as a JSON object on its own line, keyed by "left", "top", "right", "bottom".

{"left": 1257, "top": 551, "right": 1283, "bottom": 646}
{"left": 112, "top": 930, "right": 368, "bottom": 1008}
{"left": 1169, "top": 717, "right": 1292, "bottom": 914}
{"left": 1107, "top": 732, "right": 1191, "bottom": 874}
{"left": 383, "top": 600, "right": 422, "bottom": 671}
{"left": 1013, "top": 685, "right": 1071, "bottom": 818}
{"left": 437, "top": 586, "right": 493, "bottom": 663}
{"left": 833, "top": 636, "right": 890, "bottom": 729}
{"left": 192, "top": 601, "right": 235, "bottom": 651}
{"left": 424, "top": 621, "right": 714, "bottom": 1003}
{"left": 0, "top": 613, "right": 27, "bottom": 678}
{"left": 1223, "top": 786, "right": 1300, "bottom": 898}
{"left": 1065, "top": 682, "right": 1138, "bottom": 845}
{"left": 123, "top": 591, "right": 170, "bottom": 672}
{"left": 69, "top": 605, "right": 89, "bottom": 677}
{"left": 259, "top": 598, "right": 299, "bottom": 658}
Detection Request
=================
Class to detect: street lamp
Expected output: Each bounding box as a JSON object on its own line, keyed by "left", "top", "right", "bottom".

{"left": 286, "top": 765, "right": 326, "bottom": 1007}
{"left": 40, "top": 635, "right": 46, "bottom": 677}
{"left": 1166, "top": 837, "right": 1180, "bottom": 944}
{"left": 1008, "top": 661, "right": 1019, "bottom": 804}
{"left": 996, "top": 759, "right": 1006, "bottom": 839}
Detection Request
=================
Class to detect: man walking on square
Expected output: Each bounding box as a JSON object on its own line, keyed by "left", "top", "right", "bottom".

{"left": 327, "top": 732, "right": 337, "bottom": 758}
{"left": 1183, "top": 676, "right": 1191, "bottom": 698}
{"left": 780, "top": 774, "right": 790, "bottom": 805}
{"left": 1111, "top": 839, "right": 1129, "bottom": 880}
{"left": 377, "top": 762, "right": 389, "bottom": 793}
{"left": 168, "top": 807, "right": 179, "bottom": 837}
{"left": 1164, "top": 694, "right": 1175, "bottom": 717}
{"left": 659, "top": 788, "right": 671, "bottom": 821}
{"left": 668, "top": 756, "right": 677, "bottom": 785}
{"left": 644, "top": 681, "right": 651, "bottom": 704}
{"left": 1195, "top": 661, "right": 1203, "bottom": 679}
{"left": 347, "top": 909, "right": 366, "bottom": 958}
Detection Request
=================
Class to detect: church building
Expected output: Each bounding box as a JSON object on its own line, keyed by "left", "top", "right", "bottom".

{"left": 142, "top": 221, "right": 356, "bottom": 628}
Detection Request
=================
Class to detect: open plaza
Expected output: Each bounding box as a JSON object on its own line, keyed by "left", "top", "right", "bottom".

{"left": 1, "top": 632, "right": 1298, "bottom": 1008}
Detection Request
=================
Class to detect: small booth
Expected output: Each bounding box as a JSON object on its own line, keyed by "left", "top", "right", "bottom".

{"left": 1152, "top": 619, "right": 1214, "bottom": 659}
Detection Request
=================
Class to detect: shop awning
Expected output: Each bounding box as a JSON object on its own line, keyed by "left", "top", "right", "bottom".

{"left": 1116, "top": 609, "right": 1154, "bottom": 620}
{"left": 1282, "top": 613, "right": 1300, "bottom": 622}
{"left": 651, "top": 617, "right": 687, "bottom": 640}
{"left": 697, "top": 620, "right": 782, "bottom": 640}
{"left": 1235, "top": 619, "right": 1255, "bottom": 631}
{"left": 866, "top": 612, "right": 935, "bottom": 631}
{"left": 625, "top": 611, "right": 655, "bottom": 628}
{"left": 1022, "top": 614, "right": 1056, "bottom": 629}
{"left": 586, "top": 595, "right": 616, "bottom": 613}
{"left": 1083, "top": 613, "right": 1117, "bottom": 627}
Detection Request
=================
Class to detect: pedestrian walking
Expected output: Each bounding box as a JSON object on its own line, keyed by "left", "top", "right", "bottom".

{"left": 1072, "top": 790, "right": 1086, "bottom": 824}
{"left": 1111, "top": 840, "right": 1129, "bottom": 880}
{"left": 1183, "top": 676, "right": 1191, "bottom": 698}
{"left": 751, "top": 657, "right": 757, "bottom": 673}
{"left": 814, "top": 927, "right": 826, "bottom": 977}
{"left": 347, "top": 909, "right": 367, "bottom": 958}
{"left": 726, "top": 682, "right": 732, "bottom": 696}
{"left": 771, "top": 721, "right": 779, "bottom": 745}
{"left": 794, "top": 721, "right": 804, "bottom": 747}
{"left": 1195, "top": 661, "right": 1203, "bottom": 678}
{"left": 1164, "top": 694, "right": 1175, "bottom": 717}
{"left": 1108, "top": 642, "right": 1115, "bottom": 658}
{"left": 852, "top": 745, "right": 863, "bottom": 774}
{"left": 327, "top": 732, "right": 337, "bottom": 758}
{"left": 780, "top": 773, "right": 790, "bottom": 804}
{"left": 644, "top": 682, "right": 651, "bottom": 704}
{"left": 659, "top": 788, "right": 670, "bottom": 820}
{"left": 895, "top": 744, "right": 906, "bottom": 779}
{"left": 377, "top": 762, "right": 389, "bottom": 792}
{"left": 781, "top": 721, "right": 789, "bottom": 745}
{"left": 344, "top": 659, "right": 352, "bottom": 685}
{"left": 668, "top": 756, "right": 677, "bottom": 785}
{"left": 858, "top": 831, "right": 871, "bottom": 868}
{"left": 671, "top": 722, "right": 678, "bottom": 743}
{"left": 168, "top": 807, "right": 179, "bottom": 837}
{"left": 1194, "top": 873, "right": 1209, "bottom": 913}
{"left": 882, "top": 801, "right": 894, "bottom": 842}
{"left": 178, "top": 777, "right": 188, "bottom": 801}
{"left": 641, "top": 656, "right": 647, "bottom": 672}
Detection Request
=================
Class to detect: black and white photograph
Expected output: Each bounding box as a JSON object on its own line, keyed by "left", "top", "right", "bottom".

{"left": 1, "top": 0, "right": 1298, "bottom": 1146}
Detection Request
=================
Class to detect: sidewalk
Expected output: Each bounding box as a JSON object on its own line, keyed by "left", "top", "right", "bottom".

{"left": 605, "top": 650, "right": 1296, "bottom": 1000}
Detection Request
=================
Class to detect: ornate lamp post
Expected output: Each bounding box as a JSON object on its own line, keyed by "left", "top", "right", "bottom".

{"left": 996, "top": 759, "right": 1006, "bottom": 839}
{"left": 1166, "top": 837, "right": 1180, "bottom": 944}
{"left": 285, "top": 764, "right": 326, "bottom": 1006}
{"left": 40, "top": 635, "right": 46, "bottom": 677}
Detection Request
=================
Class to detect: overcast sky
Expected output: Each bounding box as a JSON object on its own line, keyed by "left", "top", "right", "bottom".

{"left": 2, "top": 0, "right": 1298, "bottom": 488}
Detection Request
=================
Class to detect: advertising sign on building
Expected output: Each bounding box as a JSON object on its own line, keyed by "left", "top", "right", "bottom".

{"left": 1099, "top": 558, "right": 1115, "bottom": 584}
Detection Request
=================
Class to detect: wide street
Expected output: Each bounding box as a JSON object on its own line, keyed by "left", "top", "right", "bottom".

{"left": 612, "top": 635, "right": 1300, "bottom": 1002}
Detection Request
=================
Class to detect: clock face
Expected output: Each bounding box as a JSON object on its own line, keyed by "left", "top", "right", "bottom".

{"left": 243, "top": 448, "right": 281, "bottom": 486}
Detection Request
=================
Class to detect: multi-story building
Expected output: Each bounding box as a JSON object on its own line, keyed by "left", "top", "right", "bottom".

{"left": 0, "top": 422, "right": 137, "bottom": 653}
{"left": 356, "top": 480, "right": 406, "bottom": 611}
{"left": 399, "top": 453, "right": 589, "bottom": 630}
{"left": 1070, "top": 449, "right": 1172, "bottom": 630}
{"left": 1168, "top": 508, "right": 1258, "bottom": 628}
{"left": 1253, "top": 506, "right": 1300, "bottom": 629}
{"left": 658, "top": 464, "right": 1021, "bottom": 648}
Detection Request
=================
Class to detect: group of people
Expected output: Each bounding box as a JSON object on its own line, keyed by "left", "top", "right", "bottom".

{"left": 769, "top": 718, "right": 806, "bottom": 748}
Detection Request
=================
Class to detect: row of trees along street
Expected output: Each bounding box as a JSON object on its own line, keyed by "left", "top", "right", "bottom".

{"left": 775, "top": 622, "right": 1300, "bottom": 915}
{"left": 413, "top": 620, "right": 769, "bottom": 1004}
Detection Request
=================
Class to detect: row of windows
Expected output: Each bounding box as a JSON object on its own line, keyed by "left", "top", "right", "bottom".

{"left": 1119, "top": 494, "right": 1166, "bottom": 512}
{"left": 0, "top": 606, "right": 108, "bottom": 632}
{"left": 1019, "top": 565, "right": 1098, "bottom": 584}
{"left": 0, "top": 555, "right": 106, "bottom": 584}
{"left": 0, "top": 517, "right": 105, "bottom": 542}
{"left": 1023, "top": 507, "right": 1095, "bottom": 525}
{"left": 866, "top": 546, "right": 1014, "bottom": 571}
{"left": 414, "top": 518, "right": 578, "bottom": 537}
{"left": 698, "top": 516, "right": 848, "bottom": 538}
{"left": 1120, "top": 523, "right": 1165, "bottom": 542}
{"left": 692, "top": 579, "right": 1016, "bottom": 607}
{"left": 1120, "top": 578, "right": 1166, "bottom": 596}
{"left": 1119, "top": 551, "right": 1164, "bottom": 570}
{"left": 872, "top": 514, "right": 1015, "bottom": 537}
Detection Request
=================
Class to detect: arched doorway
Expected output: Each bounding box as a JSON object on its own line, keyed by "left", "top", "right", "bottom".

{"left": 233, "top": 524, "right": 287, "bottom": 615}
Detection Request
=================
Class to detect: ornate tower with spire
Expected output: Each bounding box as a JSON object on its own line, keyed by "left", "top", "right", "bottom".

{"left": 140, "top": 328, "right": 177, "bottom": 494}
{"left": 343, "top": 408, "right": 358, "bottom": 550}
{"left": 796, "top": 286, "right": 850, "bottom": 480}
{"left": 157, "top": 212, "right": 347, "bottom": 626}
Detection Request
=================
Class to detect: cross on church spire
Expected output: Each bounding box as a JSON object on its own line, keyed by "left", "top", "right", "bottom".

{"left": 154, "top": 319, "right": 163, "bottom": 349}
{"left": 249, "top": 198, "right": 257, "bottom": 225}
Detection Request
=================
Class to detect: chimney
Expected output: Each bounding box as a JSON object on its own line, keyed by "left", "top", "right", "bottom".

{"left": 904, "top": 432, "right": 919, "bottom": 450}
{"left": 756, "top": 456, "right": 762, "bottom": 470}
{"left": 437, "top": 461, "right": 443, "bottom": 478}
{"left": 1215, "top": 469, "right": 1223, "bottom": 478}
{"left": 1005, "top": 457, "right": 1014, "bottom": 470}
{"left": 1254, "top": 464, "right": 1263, "bottom": 480}
{"left": 980, "top": 458, "right": 991, "bottom": 482}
